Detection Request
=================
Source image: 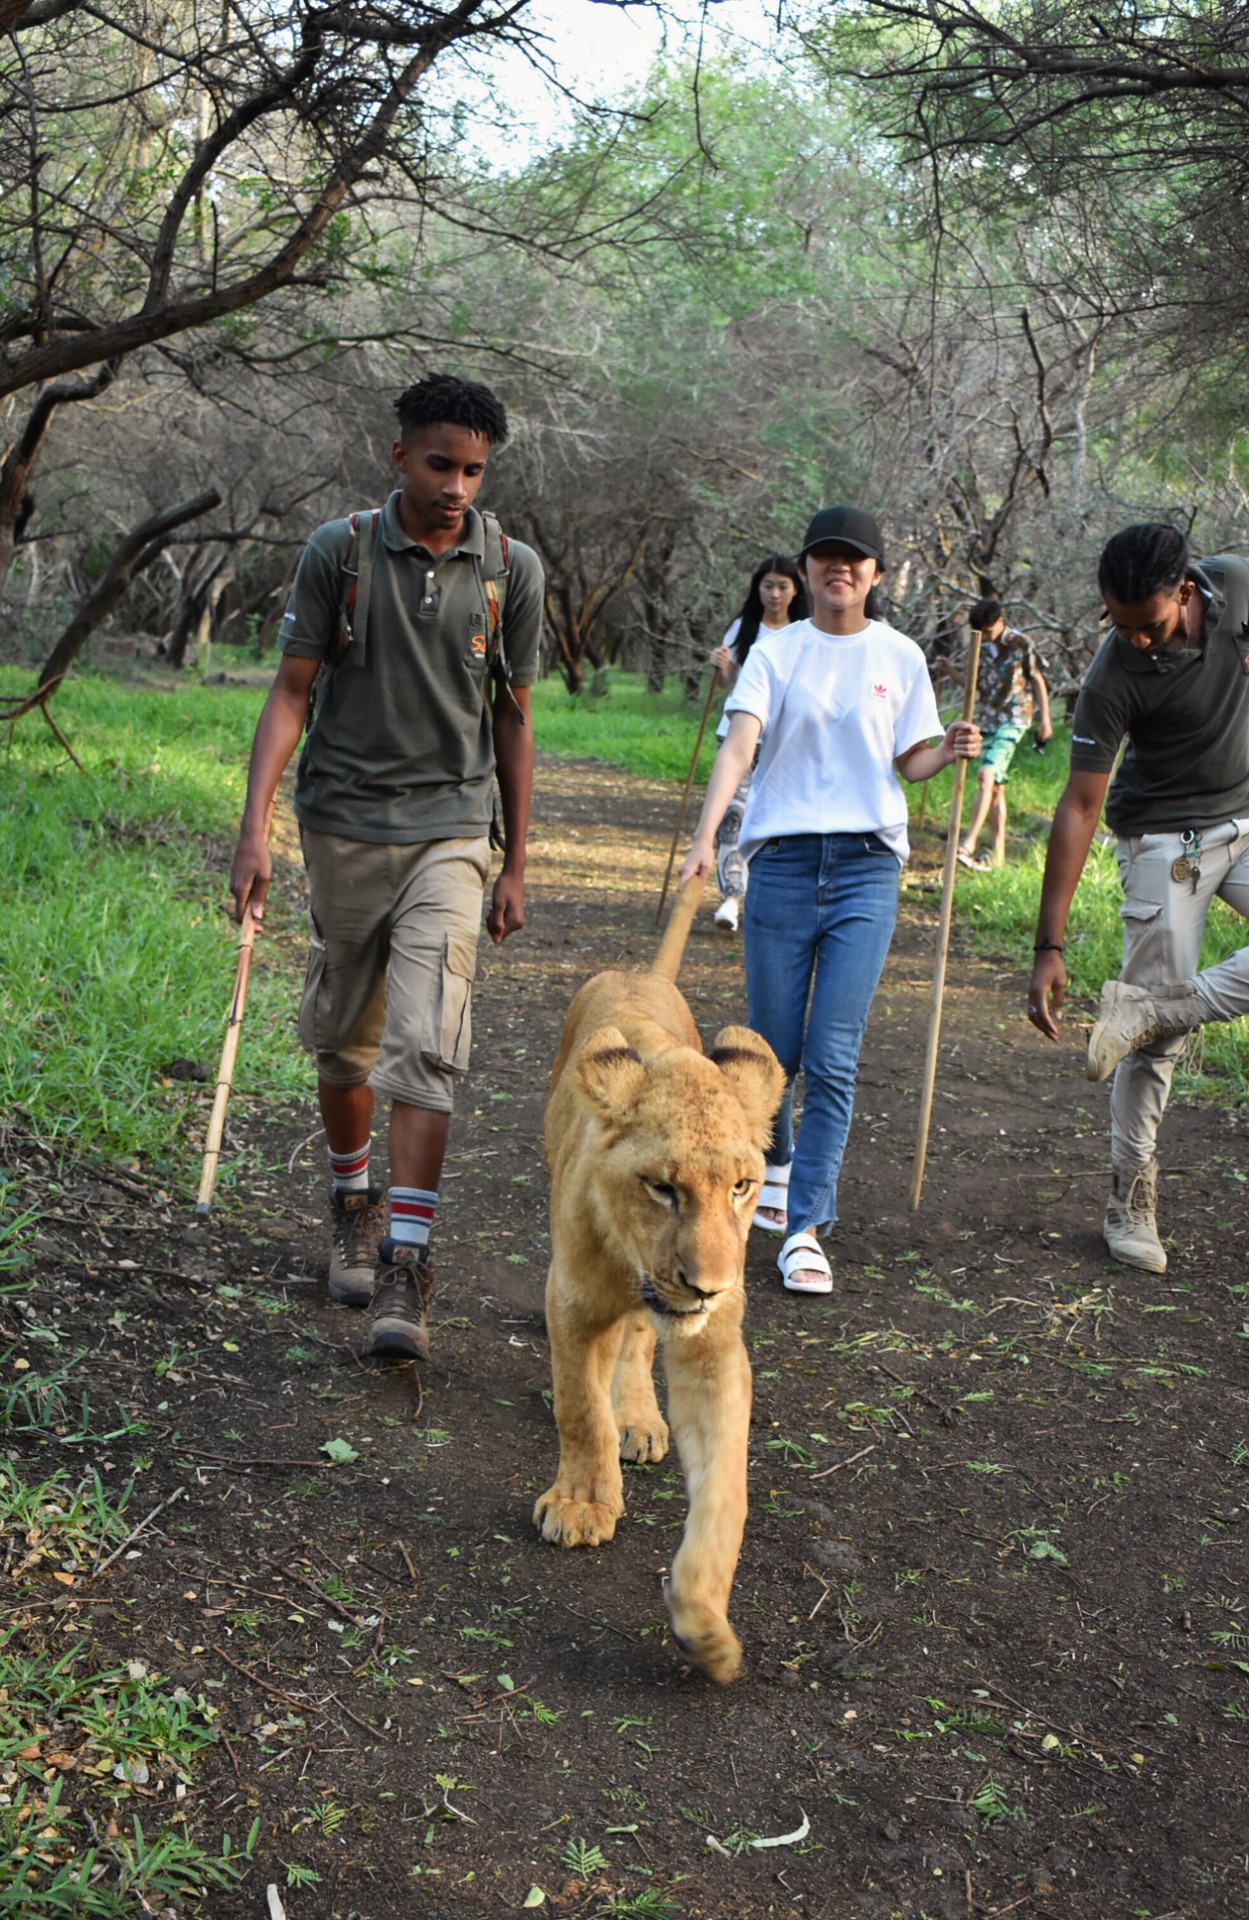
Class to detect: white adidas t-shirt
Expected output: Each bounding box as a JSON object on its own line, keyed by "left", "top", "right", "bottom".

{"left": 723, "top": 617, "right": 942, "bottom": 863}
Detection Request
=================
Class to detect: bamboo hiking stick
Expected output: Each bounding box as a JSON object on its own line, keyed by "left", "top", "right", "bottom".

{"left": 909, "top": 626, "right": 985, "bottom": 1211}
{"left": 196, "top": 906, "right": 257, "bottom": 1217}
{"left": 656, "top": 670, "right": 720, "bottom": 925}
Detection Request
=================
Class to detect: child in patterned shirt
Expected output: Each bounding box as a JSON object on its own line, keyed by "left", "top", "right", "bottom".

{"left": 957, "top": 597, "right": 1052, "bottom": 870}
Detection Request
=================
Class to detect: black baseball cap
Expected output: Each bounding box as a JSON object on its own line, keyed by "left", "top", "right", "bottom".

{"left": 799, "top": 505, "right": 885, "bottom": 563}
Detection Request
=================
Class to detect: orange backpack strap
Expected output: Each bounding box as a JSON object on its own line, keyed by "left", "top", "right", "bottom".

{"left": 478, "top": 510, "right": 512, "bottom": 683}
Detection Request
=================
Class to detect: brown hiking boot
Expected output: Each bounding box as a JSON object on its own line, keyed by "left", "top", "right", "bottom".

{"left": 1086, "top": 979, "right": 1203, "bottom": 1082}
{"left": 1103, "top": 1160, "right": 1167, "bottom": 1274}
{"left": 328, "top": 1188, "right": 384, "bottom": 1306}
{"left": 363, "top": 1239, "right": 433, "bottom": 1361}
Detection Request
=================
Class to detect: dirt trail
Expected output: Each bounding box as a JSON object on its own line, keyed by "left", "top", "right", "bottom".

{"left": 10, "top": 754, "right": 1249, "bottom": 1919}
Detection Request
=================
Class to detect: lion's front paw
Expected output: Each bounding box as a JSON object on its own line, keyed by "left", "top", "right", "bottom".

{"left": 665, "top": 1583, "right": 744, "bottom": 1685}
{"left": 618, "top": 1415, "right": 670, "bottom": 1464}
{"left": 534, "top": 1486, "right": 622, "bottom": 1548}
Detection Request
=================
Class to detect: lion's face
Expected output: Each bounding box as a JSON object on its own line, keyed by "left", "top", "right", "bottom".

{"left": 572, "top": 1024, "right": 785, "bottom": 1335}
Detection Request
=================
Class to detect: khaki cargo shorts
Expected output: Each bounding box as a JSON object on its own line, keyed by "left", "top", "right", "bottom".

{"left": 298, "top": 828, "right": 491, "bottom": 1113}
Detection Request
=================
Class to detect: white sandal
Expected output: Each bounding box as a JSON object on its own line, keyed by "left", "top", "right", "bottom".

{"left": 755, "top": 1162, "right": 790, "bottom": 1234}
{"left": 777, "top": 1231, "right": 832, "bottom": 1294}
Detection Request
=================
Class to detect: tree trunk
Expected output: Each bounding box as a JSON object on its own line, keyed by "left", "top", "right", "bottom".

{"left": 0, "top": 364, "right": 119, "bottom": 609}
{"left": 38, "top": 488, "right": 221, "bottom": 690}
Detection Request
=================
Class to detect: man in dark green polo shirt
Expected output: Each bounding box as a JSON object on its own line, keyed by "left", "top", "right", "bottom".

{"left": 230, "top": 372, "right": 543, "bottom": 1359}
{"left": 1027, "top": 523, "right": 1249, "bottom": 1275}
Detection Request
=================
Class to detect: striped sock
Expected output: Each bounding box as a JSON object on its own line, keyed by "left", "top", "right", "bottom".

{"left": 389, "top": 1186, "right": 437, "bottom": 1250}
{"left": 328, "top": 1141, "right": 371, "bottom": 1196}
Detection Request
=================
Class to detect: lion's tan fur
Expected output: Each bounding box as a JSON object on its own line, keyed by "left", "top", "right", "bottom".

{"left": 535, "top": 881, "right": 783, "bottom": 1684}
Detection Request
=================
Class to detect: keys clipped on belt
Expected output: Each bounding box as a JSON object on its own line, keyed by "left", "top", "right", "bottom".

{"left": 1172, "top": 829, "right": 1202, "bottom": 894}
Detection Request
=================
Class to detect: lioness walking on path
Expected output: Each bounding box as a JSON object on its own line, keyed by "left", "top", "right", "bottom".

{"left": 680, "top": 505, "right": 980, "bottom": 1295}
{"left": 229, "top": 373, "right": 543, "bottom": 1360}
{"left": 1028, "top": 522, "right": 1249, "bottom": 1276}
{"left": 538, "top": 878, "right": 784, "bottom": 1684}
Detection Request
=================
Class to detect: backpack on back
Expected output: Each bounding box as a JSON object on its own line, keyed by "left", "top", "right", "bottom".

{"left": 305, "top": 507, "right": 514, "bottom": 732}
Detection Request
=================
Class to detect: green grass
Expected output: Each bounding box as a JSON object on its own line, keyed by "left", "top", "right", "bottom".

{"left": 530, "top": 672, "right": 724, "bottom": 783}
{"left": 0, "top": 669, "right": 305, "bottom": 1178}
{"left": 0, "top": 1464, "right": 258, "bottom": 1916}
{"left": 0, "top": 1636, "right": 255, "bottom": 1917}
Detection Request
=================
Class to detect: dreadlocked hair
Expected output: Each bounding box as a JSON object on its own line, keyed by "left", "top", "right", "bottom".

{"left": 394, "top": 373, "right": 509, "bottom": 446}
{"left": 1098, "top": 524, "right": 1189, "bottom": 605}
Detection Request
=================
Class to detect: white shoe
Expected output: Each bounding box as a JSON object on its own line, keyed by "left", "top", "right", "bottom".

{"left": 713, "top": 896, "right": 740, "bottom": 931}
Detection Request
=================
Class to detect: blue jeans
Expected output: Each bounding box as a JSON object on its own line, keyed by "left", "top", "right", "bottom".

{"left": 744, "top": 833, "right": 900, "bottom": 1234}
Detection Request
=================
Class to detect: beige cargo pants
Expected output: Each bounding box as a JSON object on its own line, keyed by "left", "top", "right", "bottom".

{"left": 1111, "top": 818, "right": 1249, "bottom": 1167}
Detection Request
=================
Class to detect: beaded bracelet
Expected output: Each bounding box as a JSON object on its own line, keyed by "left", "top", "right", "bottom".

{"left": 1033, "top": 940, "right": 1064, "bottom": 953}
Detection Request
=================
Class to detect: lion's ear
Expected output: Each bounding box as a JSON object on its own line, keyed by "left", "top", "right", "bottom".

{"left": 708, "top": 1025, "right": 785, "bottom": 1150}
{"left": 575, "top": 1025, "right": 648, "bottom": 1119}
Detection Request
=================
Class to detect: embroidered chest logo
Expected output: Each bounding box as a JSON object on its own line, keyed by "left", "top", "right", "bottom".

{"left": 469, "top": 632, "right": 487, "bottom": 660}
{"left": 872, "top": 682, "right": 888, "bottom": 698}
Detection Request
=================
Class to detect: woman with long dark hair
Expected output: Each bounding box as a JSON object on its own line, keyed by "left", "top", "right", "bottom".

{"left": 681, "top": 507, "right": 980, "bottom": 1293}
{"left": 709, "top": 554, "right": 807, "bottom": 931}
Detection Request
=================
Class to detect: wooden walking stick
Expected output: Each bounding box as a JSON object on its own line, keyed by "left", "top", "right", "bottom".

{"left": 656, "top": 669, "right": 720, "bottom": 924}
{"left": 196, "top": 906, "right": 257, "bottom": 1217}
{"left": 909, "top": 626, "right": 985, "bottom": 1211}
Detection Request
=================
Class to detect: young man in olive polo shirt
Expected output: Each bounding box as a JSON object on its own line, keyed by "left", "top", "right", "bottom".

{"left": 230, "top": 373, "right": 543, "bottom": 1358}
{"left": 1027, "top": 523, "right": 1249, "bottom": 1275}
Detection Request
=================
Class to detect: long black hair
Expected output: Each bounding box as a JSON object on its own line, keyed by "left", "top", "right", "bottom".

{"left": 1098, "top": 524, "right": 1189, "bottom": 605}
{"left": 731, "top": 553, "right": 807, "bottom": 663}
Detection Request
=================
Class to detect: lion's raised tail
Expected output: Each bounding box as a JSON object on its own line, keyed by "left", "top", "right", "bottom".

{"left": 651, "top": 874, "right": 706, "bottom": 983}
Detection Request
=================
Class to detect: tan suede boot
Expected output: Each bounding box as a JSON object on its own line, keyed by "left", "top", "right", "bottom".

{"left": 1086, "top": 979, "right": 1203, "bottom": 1083}
{"left": 328, "top": 1188, "right": 384, "bottom": 1305}
{"left": 1102, "top": 1160, "right": 1166, "bottom": 1274}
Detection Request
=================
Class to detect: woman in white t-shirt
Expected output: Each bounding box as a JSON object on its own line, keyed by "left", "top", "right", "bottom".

{"left": 709, "top": 554, "right": 808, "bottom": 932}
{"left": 681, "top": 506, "right": 981, "bottom": 1294}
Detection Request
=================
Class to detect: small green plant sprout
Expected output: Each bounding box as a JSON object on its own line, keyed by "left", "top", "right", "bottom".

{"left": 562, "top": 1837, "right": 608, "bottom": 1875}
{"left": 297, "top": 1798, "right": 348, "bottom": 1837}
{"left": 721, "top": 1825, "right": 761, "bottom": 1856}
{"left": 285, "top": 1860, "right": 323, "bottom": 1887}
{"left": 0, "top": 1352, "right": 82, "bottom": 1433}
{"left": 424, "top": 1775, "right": 476, "bottom": 1823}
{"left": 595, "top": 1889, "right": 683, "bottom": 1919}
{"left": 968, "top": 1780, "right": 1025, "bottom": 1825}
{"left": 1008, "top": 1526, "right": 1069, "bottom": 1567}
{"left": 766, "top": 1435, "right": 817, "bottom": 1468}
{"left": 925, "top": 1699, "right": 1006, "bottom": 1738}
